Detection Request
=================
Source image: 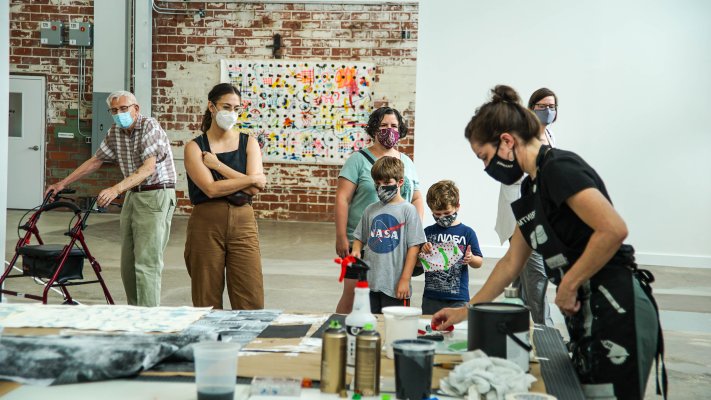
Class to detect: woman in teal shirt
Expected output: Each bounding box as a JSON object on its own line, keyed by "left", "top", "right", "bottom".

{"left": 334, "top": 107, "right": 424, "bottom": 313}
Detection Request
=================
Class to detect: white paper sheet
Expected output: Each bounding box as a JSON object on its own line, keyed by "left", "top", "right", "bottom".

{"left": 0, "top": 303, "right": 211, "bottom": 333}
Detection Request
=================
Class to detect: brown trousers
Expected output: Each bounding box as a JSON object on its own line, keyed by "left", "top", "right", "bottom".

{"left": 184, "top": 199, "right": 264, "bottom": 310}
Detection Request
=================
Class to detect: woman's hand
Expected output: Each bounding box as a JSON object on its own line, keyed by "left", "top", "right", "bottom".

{"left": 202, "top": 151, "right": 220, "bottom": 170}
{"left": 431, "top": 307, "right": 467, "bottom": 331}
{"left": 396, "top": 278, "right": 411, "bottom": 299}
{"left": 251, "top": 173, "right": 267, "bottom": 190}
{"left": 336, "top": 236, "right": 350, "bottom": 258}
{"left": 555, "top": 281, "right": 581, "bottom": 316}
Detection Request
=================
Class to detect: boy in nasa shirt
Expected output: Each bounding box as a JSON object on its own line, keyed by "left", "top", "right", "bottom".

{"left": 420, "top": 180, "right": 483, "bottom": 315}
{"left": 352, "top": 156, "right": 426, "bottom": 313}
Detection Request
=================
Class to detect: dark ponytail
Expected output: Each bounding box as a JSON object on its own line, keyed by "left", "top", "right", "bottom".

{"left": 200, "top": 83, "right": 242, "bottom": 133}
{"left": 464, "top": 85, "right": 540, "bottom": 145}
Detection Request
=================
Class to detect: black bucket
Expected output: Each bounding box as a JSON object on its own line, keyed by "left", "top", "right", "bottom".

{"left": 467, "top": 302, "right": 531, "bottom": 371}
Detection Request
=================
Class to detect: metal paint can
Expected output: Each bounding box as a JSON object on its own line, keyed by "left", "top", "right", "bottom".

{"left": 468, "top": 302, "right": 532, "bottom": 372}
{"left": 354, "top": 323, "right": 381, "bottom": 396}
{"left": 320, "top": 321, "right": 347, "bottom": 393}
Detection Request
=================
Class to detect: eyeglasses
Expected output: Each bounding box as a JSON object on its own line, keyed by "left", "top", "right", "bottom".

{"left": 534, "top": 103, "right": 558, "bottom": 110}
{"left": 108, "top": 104, "right": 135, "bottom": 114}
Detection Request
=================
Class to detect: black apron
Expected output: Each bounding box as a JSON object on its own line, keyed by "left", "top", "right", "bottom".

{"left": 510, "top": 146, "right": 667, "bottom": 399}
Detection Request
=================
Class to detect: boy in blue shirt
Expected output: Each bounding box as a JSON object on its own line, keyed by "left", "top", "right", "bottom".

{"left": 352, "top": 157, "right": 426, "bottom": 313}
{"left": 420, "top": 180, "right": 483, "bottom": 315}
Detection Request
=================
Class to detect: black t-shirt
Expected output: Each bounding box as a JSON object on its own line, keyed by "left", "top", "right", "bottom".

{"left": 521, "top": 148, "right": 612, "bottom": 257}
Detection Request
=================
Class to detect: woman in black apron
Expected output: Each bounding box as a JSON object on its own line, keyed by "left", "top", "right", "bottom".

{"left": 432, "top": 85, "right": 666, "bottom": 399}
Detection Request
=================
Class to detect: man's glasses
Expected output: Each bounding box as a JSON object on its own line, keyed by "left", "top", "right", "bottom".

{"left": 108, "top": 104, "right": 135, "bottom": 114}
{"left": 534, "top": 103, "right": 558, "bottom": 110}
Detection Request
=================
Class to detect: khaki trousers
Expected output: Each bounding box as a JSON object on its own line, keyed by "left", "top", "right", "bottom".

{"left": 184, "top": 199, "right": 264, "bottom": 310}
{"left": 120, "top": 188, "right": 176, "bottom": 307}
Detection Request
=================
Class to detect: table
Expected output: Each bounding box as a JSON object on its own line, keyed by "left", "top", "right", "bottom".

{"left": 0, "top": 309, "right": 582, "bottom": 399}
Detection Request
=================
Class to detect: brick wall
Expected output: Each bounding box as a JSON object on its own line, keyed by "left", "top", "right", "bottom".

{"left": 9, "top": 0, "right": 124, "bottom": 201}
{"left": 9, "top": 0, "right": 419, "bottom": 222}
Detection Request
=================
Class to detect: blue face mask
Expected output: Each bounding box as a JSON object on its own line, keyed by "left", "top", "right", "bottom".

{"left": 112, "top": 111, "right": 134, "bottom": 129}
{"left": 534, "top": 108, "right": 556, "bottom": 125}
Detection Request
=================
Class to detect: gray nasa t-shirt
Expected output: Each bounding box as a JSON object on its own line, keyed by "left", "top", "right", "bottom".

{"left": 353, "top": 201, "right": 426, "bottom": 298}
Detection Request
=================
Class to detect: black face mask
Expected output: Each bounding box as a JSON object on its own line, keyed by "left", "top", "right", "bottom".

{"left": 484, "top": 141, "right": 524, "bottom": 185}
{"left": 434, "top": 212, "right": 457, "bottom": 228}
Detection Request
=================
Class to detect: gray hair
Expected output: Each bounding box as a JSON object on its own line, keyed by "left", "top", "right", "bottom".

{"left": 106, "top": 90, "right": 137, "bottom": 107}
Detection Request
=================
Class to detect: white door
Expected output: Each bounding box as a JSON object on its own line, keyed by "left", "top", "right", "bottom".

{"left": 8, "top": 75, "right": 45, "bottom": 209}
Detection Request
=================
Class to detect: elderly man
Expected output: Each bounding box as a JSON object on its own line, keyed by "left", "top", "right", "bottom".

{"left": 46, "top": 90, "right": 176, "bottom": 307}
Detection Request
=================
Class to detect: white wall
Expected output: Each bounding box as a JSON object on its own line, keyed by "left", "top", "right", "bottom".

{"left": 1, "top": 0, "right": 10, "bottom": 292}
{"left": 415, "top": 0, "right": 711, "bottom": 268}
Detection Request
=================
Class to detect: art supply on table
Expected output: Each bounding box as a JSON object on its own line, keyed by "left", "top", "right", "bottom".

{"left": 468, "top": 302, "right": 532, "bottom": 372}
{"left": 250, "top": 377, "right": 302, "bottom": 397}
{"left": 392, "top": 339, "right": 436, "bottom": 400}
{"left": 334, "top": 256, "right": 376, "bottom": 367}
{"left": 439, "top": 349, "right": 537, "bottom": 398}
{"left": 382, "top": 306, "right": 422, "bottom": 358}
{"left": 193, "top": 341, "right": 241, "bottom": 400}
{"left": 257, "top": 324, "right": 311, "bottom": 339}
{"left": 501, "top": 286, "right": 526, "bottom": 306}
{"left": 320, "top": 320, "right": 347, "bottom": 394}
{"left": 505, "top": 393, "right": 557, "bottom": 400}
{"left": 354, "top": 323, "right": 381, "bottom": 396}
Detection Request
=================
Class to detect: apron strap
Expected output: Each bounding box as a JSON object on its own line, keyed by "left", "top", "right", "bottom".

{"left": 631, "top": 266, "right": 668, "bottom": 399}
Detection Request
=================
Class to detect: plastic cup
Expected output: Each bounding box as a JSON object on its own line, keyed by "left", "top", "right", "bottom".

{"left": 193, "top": 341, "right": 241, "bottom": 400}
{"left": 382, "top": 306, "right": 422, "bottom": 359}
{"left": 392, "top": 339, "right": 436, "bottom": 400}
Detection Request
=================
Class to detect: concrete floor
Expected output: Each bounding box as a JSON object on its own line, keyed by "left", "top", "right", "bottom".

{"left": 3, "top": 210, "right": 711, "bottom": 398}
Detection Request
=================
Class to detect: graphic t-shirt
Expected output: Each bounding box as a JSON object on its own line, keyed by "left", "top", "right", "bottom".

{"left": 339, "top": 149, "right": 420, "bottom": 242}
{"left": 353, "top": 201, "right": 426, "bottom": 298}
{"left": 423, "top": 223, "right": 482, "bottom": 301}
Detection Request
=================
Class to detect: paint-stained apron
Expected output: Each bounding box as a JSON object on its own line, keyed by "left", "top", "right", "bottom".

{"left": 510, "top": 147, "right": 667, "bottom": 400}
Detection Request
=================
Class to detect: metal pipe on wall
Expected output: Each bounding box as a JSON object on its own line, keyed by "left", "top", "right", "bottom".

{"left": 133, "top": 0, "right": 152, "bottom": 117}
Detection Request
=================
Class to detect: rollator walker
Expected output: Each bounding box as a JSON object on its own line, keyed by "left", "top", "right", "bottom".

{"left": 0, "top": 189, "right": 114, "bottom": 304}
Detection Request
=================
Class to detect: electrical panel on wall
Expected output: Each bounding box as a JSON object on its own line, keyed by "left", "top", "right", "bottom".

{"left": 69, "top": 22, "right": 93, "bottom": 47}
{"left": 92, "top": 92, "right": 113, "bottom": 154}
{"left": 40, "top": 21, "right": 64, "bottom": 46}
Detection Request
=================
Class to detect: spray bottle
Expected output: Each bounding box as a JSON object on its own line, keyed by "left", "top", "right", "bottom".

{"left": 334, "top": 256, "right": 377, "bottom": 367}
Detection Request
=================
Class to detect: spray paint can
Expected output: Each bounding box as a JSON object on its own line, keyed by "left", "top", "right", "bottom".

{"left": 355, "top": 322, "right": 381, "bottom": 396}
{"left": 320, "top": 320, "right": 347, "bottom": 393}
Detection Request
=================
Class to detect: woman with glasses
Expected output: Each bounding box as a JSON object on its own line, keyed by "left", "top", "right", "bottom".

{"left": 528, "top": 88, "right": 558, "bottom": 147}
{"left": 492, "top": 88, "right": 560, "bottom": 326}
{"left": 183, "top": 83, "right": 267, "bottom": 310}
{"left": 433, "top": 85, "right": 665, "bottom": 399}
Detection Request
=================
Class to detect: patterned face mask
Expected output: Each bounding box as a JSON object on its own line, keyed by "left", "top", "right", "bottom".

{"left": 434, "top": 212, "right": 458, "bottom": 228}
{"left": 376, "top": 184, "right": 399, "bottom": 204}
{"left": 376, "top": 128, "right": 400, "bottom": 149}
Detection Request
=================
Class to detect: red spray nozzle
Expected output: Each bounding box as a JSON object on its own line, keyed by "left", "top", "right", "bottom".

{"left": 333, "top": 256, "right": 356, "bottom": 282}
{"left": 333, "top": 255, "right": 369, "bottom": 283}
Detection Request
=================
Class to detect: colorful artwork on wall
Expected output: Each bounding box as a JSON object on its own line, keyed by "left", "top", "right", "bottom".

{"left": 220, "top": 60, "right": 376, "bottom": 164}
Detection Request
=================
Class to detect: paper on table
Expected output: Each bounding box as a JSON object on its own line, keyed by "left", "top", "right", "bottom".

{"left": 0, "top": 303, "right": 211, "bottom": 333}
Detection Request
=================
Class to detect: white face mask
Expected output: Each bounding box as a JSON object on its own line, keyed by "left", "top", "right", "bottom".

{"left": 215, "top": 110, "right": 238, "bottom": 131}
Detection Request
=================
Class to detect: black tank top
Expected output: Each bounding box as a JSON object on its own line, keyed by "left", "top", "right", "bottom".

{"left": 187, "top": 132, "right": 248, "bottom": 205}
